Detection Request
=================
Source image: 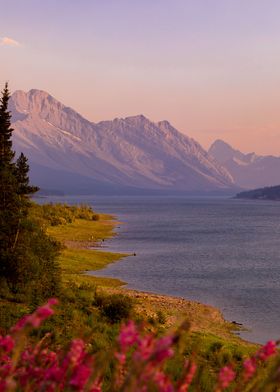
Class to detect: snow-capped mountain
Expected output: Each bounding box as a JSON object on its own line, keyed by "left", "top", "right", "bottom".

{"left": 209, "top": 140, "right": 280, "bottom": 189}
{"left": 10, "top": 89, "right": 234, "bottom": 194}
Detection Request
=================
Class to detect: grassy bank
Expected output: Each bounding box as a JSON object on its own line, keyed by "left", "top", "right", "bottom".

{"left": 48, "top": 209, "right": 255, "bottom": 348}
{"left": 48, "top": 215, "right": 127, "bottom": 287}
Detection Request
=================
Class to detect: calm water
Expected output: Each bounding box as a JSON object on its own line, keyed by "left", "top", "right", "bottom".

{"left": 49, "top": 196, "right": 280, "bottom": 343}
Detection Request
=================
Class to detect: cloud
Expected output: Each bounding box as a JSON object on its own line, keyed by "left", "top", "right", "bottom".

{"left": 0, "top": 37, "right": 21, "bottom": 47}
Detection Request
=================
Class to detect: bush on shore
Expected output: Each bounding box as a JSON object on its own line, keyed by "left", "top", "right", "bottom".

{"left": 30, "top": 203, "right": 99, "bottom": 228}
{"left": 94, "top": 291, "right": 134, "bottom": 323}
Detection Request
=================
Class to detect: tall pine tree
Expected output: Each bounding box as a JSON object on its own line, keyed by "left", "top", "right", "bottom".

{"left": 15, "top": 153, "right": 39, "bottom": 197}
{"left": 0, "top": 83, "right": 61, "bottom": 301}
{"left": 0, "top": 83, "right": 15, "bottom": 166}
{"left": 0, "top": 83, "right": 21, "bottom": 267}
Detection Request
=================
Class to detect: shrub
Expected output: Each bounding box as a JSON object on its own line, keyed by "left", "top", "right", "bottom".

{"left": 30, "top": 203, "right": 100, "bottom": 228}
{"left": 157, "top": 310, "right": 167, "bottom": 325}
{"left": 94, "top": 293, "right": 134, "bottom": 323}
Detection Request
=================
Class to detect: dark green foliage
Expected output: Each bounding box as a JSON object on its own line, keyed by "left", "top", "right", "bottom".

{"left": 0, "top": 83, "right": 22, "bottom": 279}
{"left": 15, "top": 152, "right": 39, "bottom": 197}
{"left": 0, "top": 84, "right": 21, "bottom": 258}
{"left": 236, "top": 184, "right": 280, "bottom": 200}
{"left": 0, "top": 83, "right": 15, "bottom": 166}
{"left": 0, "top": 83, "right": 61, "bottom": 302}
{"left": 94, "top": 292, "right": 134, "bottom": 323}
{"left": 156, "top": 310, "right": 167, "bottom": 324}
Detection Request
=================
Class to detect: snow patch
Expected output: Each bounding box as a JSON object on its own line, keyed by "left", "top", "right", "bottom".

{"left": 45, "top": 120, "right": 81, "bottom": 141}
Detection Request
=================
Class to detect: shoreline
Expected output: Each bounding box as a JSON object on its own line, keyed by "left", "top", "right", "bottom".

{"left": 48, "top": 212, "right": 256, "bottom": 348}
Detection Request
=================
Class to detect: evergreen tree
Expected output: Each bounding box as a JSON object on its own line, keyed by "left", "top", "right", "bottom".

{"left": 15, "top": 152, "right": 39, "bottom": 198}
{"left": 0, "top": 83, "right": 61, "bottom": 301}
{"left": 0, "top": 83, "right": 15, "bottom": 166}
{"left": 0, "top": 83, "right": 21, "bottom": 262}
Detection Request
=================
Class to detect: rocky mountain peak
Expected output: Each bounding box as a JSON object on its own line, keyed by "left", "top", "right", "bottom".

{"left": 11, "top": 88, "right": 236, "bottom": 193}
{"left": 209, "top": 139, "right": 280, "bottom": 189}
{"left": 209, "top": 140, "right": 243, "bottom": 163}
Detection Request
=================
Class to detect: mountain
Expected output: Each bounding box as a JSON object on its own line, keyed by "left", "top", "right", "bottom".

{"left": 10, "top": 89, "right": 235, "bottom": 194}
{"left": 209, "top": 140, "right": 280, "bottom": 189}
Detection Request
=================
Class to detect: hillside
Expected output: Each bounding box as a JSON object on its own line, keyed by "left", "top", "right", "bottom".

{"left": 10, "top": 89, "right": 234, "bottom": 194}
{"left": 236, "top": 185, "right": 280, "bottom": 200}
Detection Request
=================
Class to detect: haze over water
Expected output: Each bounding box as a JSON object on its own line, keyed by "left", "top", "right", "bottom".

{"left": 54, "top": 196, "right": 280, "bottom": 344}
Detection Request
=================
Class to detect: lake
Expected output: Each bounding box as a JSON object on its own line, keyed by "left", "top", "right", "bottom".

{"left": 48, "top": 196, "right": 280, "bottom": 343}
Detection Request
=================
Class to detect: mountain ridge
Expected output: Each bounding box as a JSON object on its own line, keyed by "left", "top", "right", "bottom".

{"left": 10, "top": 89, "right": 235, "bottom": 194}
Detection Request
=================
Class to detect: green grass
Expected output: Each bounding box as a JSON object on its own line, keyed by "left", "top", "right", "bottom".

{"left": 48, "top": 216, "right": 128, "bottom": 288}
{"left": 47, "top": 215, "right": 116, "bottom": 243}
{"left": 59, "top": 248, "right": 126, "bottom": 287}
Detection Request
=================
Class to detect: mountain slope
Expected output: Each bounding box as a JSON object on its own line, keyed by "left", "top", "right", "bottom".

{"left": 11, "top": 89, "right": 234, "bottom": 194}
{"left": 209, "top": 140, "right": 280, "bottom": 189}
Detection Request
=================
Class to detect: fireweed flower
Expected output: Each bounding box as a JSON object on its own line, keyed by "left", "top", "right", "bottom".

{"left": 118, "top": 320, "right": 139, "bottom": 352}
{"left": 134, "top": 334, "right": 154, "bottom": 361}
{"left": 257, "top": 340, "right": 277, "bottom": 361}
{"left": 153, "top": 370, "right": 174, "bottom": 392}
{"left": 178, "top": 361, "right": 197, "bottom": 392}
{"left": 217, "top": 365, "right": 236, "bottom": 390}
{"left": 70, "top": 363, "right": 92, "bottom": 390}
{"left": 11, "top": 299, "right": 59, "bottom": 333}
{"left": 66, "top": 339, "right": 86, "bottom": 366}
{"left": 152, "top": 336, "right": 174, "bottom": 363}
{"left": 243, "top": 358, "right": 256, "bottom": 381}
{"left": 0, "top": 336, "right": 14, "bottom": 353}
{"left": 0, "top": 380, "right": 6, "bottom": 392}
{"left": 3, "top": 300, "right": 280, "bottom": 391}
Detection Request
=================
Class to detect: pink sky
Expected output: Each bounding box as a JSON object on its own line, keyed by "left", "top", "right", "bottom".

{"left": 1, "top": 0, "right": 280, "bottom": 155}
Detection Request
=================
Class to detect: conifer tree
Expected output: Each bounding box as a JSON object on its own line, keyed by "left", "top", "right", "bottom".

{"left": 0, "top": 83, "right": 20, "bottom": 260}
{"left": 15, "top": 152, "right": 39, "bottom": 198}
{"left": 0, "top": 83, "right": 61, "bottom": 301}
{"left": 0, "top": 83, "right": 15, "bottom": 166}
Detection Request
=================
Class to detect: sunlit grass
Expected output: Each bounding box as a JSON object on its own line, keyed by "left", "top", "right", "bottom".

{"left": 48, "top": 216, "right": 127, "bottom": 288}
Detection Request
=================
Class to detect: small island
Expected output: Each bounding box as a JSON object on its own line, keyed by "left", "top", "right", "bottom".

{"left": 236, "top": 185, "right": 280, "bottom": 200}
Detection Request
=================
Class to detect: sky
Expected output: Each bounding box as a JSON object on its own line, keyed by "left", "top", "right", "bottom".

{"left": 1, "top": 0, "right": 280, "bottom": 155}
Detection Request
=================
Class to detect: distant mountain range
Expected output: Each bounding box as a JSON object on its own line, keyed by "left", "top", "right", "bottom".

{"left": 10, "top": 89, "right": 235, "bottom": 195}
{"left": 209, "top": 140, "right": 280, "bottom": 189}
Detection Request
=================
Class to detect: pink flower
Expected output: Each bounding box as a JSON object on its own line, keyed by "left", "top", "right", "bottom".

{"left": 243, "top": 358, "right": 256, "bottom": 381}
{"left": 153, "top": 370, "right": 174, "bottom": 392}
{"left": 11, "top": 315, "right": 29, "bottom": 333}
{"left": 134, "top": 334, "right": 154, "bottom": 361}
{"left": 152, "top": 336, "right": 174, "bottom": 363}
{"left": 178, "top": 361, "right": 197, "bottom": 392}
{"left": 218, "top": 365, "right": 236, "bottom": 389}
{"left": 0, "top": 335, "right": 14, "bottom": 353}
{"left": 28, "top": 300, "right": 58, "bottom": 328}
{"left": 0, "top": 380, "right": 7, "bottom": 392}
{"left": 257, "top": 341, "right": 277, "bottom": 361}
{"left": 48, "top": 298, "right": 59, "bottom": 306}
{"left": 70, "top": 363, "right": 92, "bottom": 391}
{"left": 89, "top": 380, "right": 102, "bottom": 392}
{"left": 11, "top": 299, "right": 59, "bottom": 332}
{"left": 118, "top": 320, "right": 139, "bottom": 352}
{"left": 115, "top": 352, "right": 126, "bottom": 365}
{"left": 66, "top": 339, "right": 86, "bottom": 366}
